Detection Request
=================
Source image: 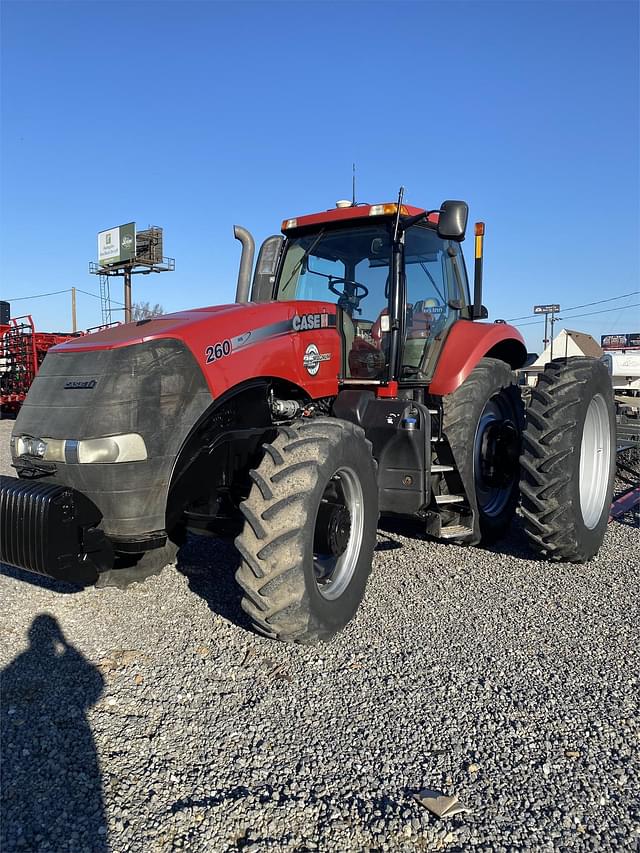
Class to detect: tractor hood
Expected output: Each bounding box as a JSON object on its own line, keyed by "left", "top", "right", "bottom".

{"left": 50, "top": 300, "right": 342, "bottom": 401}
{"left": 12, "top": 299, "right": 341, "bottom": 537}
{"left": 51, "top": 303, "right": 253, "bottom": 353}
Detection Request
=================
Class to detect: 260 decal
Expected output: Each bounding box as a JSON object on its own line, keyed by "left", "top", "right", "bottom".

{"left": 205, "top": 340, "right": 232, "bottom": 363}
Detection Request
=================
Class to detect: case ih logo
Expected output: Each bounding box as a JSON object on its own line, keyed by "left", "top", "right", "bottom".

{"left": 293, "top": 313, "right": 329, "bottom": 332}
{"left": 64, "top": 379, "right": 97, "bottom": 389}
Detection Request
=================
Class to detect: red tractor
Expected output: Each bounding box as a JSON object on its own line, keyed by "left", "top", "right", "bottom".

{"left": 0, "top": 196, "right": 616, "bottom": 644}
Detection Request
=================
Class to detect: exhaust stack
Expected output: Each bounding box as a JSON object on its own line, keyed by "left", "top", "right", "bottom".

{"left": 234, "top": 225, "right": 255, "bottom": 303}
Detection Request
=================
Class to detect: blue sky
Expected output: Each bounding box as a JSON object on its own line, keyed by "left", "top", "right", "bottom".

{"left": 1, "top": 0, "right": 638, "bottom": 353}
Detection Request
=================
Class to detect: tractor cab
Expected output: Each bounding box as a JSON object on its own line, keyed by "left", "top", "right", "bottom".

{"left": 240, "top": 199, "right": 475, "bottom": 384}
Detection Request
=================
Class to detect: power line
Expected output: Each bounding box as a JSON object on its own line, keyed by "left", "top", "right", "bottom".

{"left": 507, "top": 290, "right": 639, "bottom": 322}
{"left": 564, "top": 290, "right": 639, "bottom": 313}
{"left": 75, "top": 288, "right": 125, "bottom": 307}
{"left": 5, "top": 288, "right": 72, "bottom": 301}
{"left": 5, "top": 286, "right": 125, "bottom": 308}
{"left": 511, "top": 318, "right": 545, "bottom": 328}
{"left": 512, "top": 302, "right": 640, "bottom": 328}
{"left": 559, "top": 304, "right": 640, "bottom": 322}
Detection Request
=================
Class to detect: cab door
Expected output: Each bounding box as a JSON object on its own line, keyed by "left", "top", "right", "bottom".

{"left": 401, "top": 225, "right": 470, "bottom": 381}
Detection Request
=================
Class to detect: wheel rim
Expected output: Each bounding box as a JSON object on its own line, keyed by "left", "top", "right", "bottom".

{"left": 579, "top": 393, "right": 611, "bottom": 529}
{"left": 473, "top": 396, "right": 520, "bottom": 517}
{"left": 313, "top": 466, "right": 364, "bottom": 600}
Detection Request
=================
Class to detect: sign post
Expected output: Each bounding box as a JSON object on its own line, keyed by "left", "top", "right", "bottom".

{"left": 534, "top": 304, "right": 561, "bottom": 359}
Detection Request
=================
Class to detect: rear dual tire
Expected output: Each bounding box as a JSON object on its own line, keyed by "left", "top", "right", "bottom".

{"left": 443, "top": 357, "right": 525, "bottom": 543}
{"left": 520, "top": 357, "right": 616, "bottom": 562}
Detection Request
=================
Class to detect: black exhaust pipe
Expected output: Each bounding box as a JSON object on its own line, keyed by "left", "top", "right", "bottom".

{"left": 233, "top": 225, "right": 255, "bottom": 303}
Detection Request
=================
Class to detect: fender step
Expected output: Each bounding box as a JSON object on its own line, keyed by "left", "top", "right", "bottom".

{"left": 439, "top": 524, "right": 474, "bottom": 540}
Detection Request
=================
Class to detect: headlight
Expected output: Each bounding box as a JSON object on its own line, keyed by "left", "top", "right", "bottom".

{"left": 13, "top": 433, "right": 147, "bottom": 464}
{"left": 15, "top": 436, "right": 48, "bottom": 458}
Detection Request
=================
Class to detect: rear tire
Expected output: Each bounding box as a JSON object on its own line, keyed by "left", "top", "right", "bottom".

{"left": 520, "top": 357, "right": 616, "bottom": 562}
{"left": 443, "top": 357, "right": 525, "bottom": 543}
{"left": 235, "top": 418, "right": 378, "bottom": 644}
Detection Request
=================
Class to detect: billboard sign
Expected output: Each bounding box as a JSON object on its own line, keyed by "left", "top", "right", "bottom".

{"left": 98, "top": 222, "right": 136, "bottom": 266}
{"left": 601, "top": 333, "right": 640, "bottom": 350}
{"left": 533, "top": 304, "right": 560, "bottom": 314}
{"left": 135, "top": 227, "right": 163, "bottom": 265}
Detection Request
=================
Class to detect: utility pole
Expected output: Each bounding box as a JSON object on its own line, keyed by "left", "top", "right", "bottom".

{"left": 71, "top": 287, "right": 77, "bottom": 332}
{"left": 124, "top": 269, "right": 132, "bottom": 324}
{"left": 549, "top": 309, "right": 557, "bottom": 360}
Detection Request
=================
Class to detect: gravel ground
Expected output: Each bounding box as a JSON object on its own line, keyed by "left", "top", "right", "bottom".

{"left": 1, "top": 418, "right": 639, "bottom": 853}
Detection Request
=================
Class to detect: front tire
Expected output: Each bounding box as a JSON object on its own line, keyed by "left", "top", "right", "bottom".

{"left": 235, "top": 418, "right": 378, "bottom": 644}
{"left": 520, "top": 357, "right": 616, "bottom": 562}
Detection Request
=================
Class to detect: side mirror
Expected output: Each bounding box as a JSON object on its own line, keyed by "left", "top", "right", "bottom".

{"left": 251, "top": 235, "right": 284, "bottom": 302}
{"left": 437, "top": 200, "right": 468, "bottom": 242}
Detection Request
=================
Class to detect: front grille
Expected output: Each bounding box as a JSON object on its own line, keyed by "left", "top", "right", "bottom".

{"left": 0, "top": 475, "right": 113, "bottom": 584}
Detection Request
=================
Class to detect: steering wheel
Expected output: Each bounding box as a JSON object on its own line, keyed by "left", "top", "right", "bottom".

{"left": 328, "top": 276, "right": 369, "bottom": 300}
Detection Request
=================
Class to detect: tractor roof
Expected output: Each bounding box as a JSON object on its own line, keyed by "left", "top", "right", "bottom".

{"left": 281, "top": 203, "right": 440, "bottom": 234}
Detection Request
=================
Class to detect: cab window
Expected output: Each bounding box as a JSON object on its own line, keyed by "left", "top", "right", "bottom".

{"left": 402, "top": 226, "right": 469, "bottom": 375}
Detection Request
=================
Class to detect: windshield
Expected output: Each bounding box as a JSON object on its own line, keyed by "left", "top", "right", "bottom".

{"left": 277, "top": 225, "right": 393, "bottom": 379}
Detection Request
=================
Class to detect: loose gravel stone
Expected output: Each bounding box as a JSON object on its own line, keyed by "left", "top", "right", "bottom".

{"left": 0, "top": 418, "right": 638, "bottom": 852}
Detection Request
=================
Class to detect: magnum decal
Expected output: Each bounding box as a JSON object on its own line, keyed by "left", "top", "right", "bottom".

{"left": 303, "top": 343, "right": 331, "bottom": 376}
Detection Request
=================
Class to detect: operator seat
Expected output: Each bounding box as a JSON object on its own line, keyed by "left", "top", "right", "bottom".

{"left": 403, "top": 308, "right": 434, "bottom": 368}
{"left": 339, "top": 307, "right": 356, "bottom": 367}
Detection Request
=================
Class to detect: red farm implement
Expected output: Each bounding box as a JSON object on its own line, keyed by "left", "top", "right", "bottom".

{"left": 0, "top": 316, "right": 75, "bottom": 415}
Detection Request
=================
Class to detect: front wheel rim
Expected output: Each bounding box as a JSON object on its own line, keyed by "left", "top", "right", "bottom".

{"left": 579, "top": 393, "right": 611, "bottom": 529}
{"left": 313, "top": 466, "right": 364, "bottom": 600}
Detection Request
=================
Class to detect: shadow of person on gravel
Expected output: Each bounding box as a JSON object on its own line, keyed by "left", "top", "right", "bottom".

{"left": 1, "top": 614, "right": 109, "bottom": 852}
{"left": 176, "top": 534, "right": 253, "bottom": 632}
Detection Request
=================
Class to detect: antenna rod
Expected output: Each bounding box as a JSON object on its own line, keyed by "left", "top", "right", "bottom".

{"left": 393, "top": 185, "right": 405, "bottom": 242}
{"left": 352, "top": 163, "right": 356, "bottom": 207}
